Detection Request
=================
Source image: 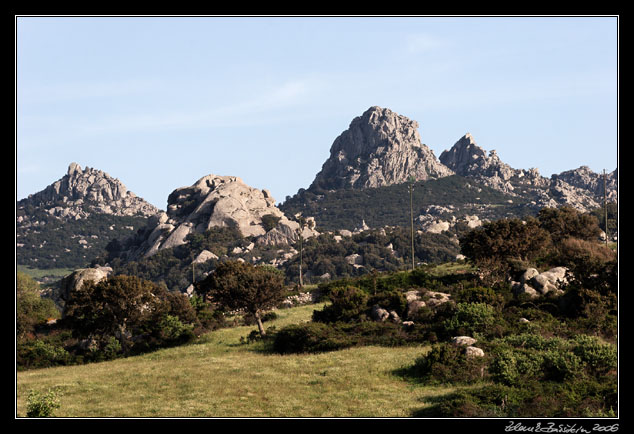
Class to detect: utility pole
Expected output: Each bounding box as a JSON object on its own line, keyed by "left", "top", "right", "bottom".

{"left": 299, "top": 231, "right": 303, "bottom": 287}
{"left": 409, "top": 179, "right": 415, "bottom": 271}
{"left": 604, "top": 169, "right": 608, "bottom": 247}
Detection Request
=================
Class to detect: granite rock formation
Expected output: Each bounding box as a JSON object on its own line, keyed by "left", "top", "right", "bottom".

{"left": 123, "top": 174, "right": 318, "bottom": 259}
{"left": 309, "top": 106, "right": 453, "bottom": 192}
{"left": 17, "top": 162, "right": 159, "bottom": 221}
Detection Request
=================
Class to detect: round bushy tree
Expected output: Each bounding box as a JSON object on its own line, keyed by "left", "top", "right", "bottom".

{"left": 195, "top": 261, "right": 285, "bottom": 336}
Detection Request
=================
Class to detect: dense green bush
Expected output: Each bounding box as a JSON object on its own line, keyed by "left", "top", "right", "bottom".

{"left": 26, "top": 388, "right": 62, "bottom": 417}
{"left": 16, "top": 272, "right": 60, "bottom": 338}
{"left": 410, "top": 343, "right": 488, "bottom": 384}
{"left": 17, "top": 339, "right": 72, "bottom": 370}
{"left": 442, "top": 302, "right": 501, "bottom": 338}
{"left": 571, "top": 335, "right": 617, "bottom": 375}
{"left": 312, "top": 285, "right": 370, "bottom": 323}
{"left": 272, "top": 321, "right": 418, "bottom": 354}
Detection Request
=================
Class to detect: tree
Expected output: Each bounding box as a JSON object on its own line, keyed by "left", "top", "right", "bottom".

{"left": 16, "top": 272, "right": 60, "bottom": 338}
{"left": 459, "top": 217, "right": 551, "bottom": 283}
{"left": 537, "top": 206, "right": 601, "bottom": 243}
{"left": 63, "top": 275, "right": 174, "bottom": 350}
{"left": 195, "top": 261, "right": 285, "bottom": 336}
{"left": 460, "top": 217, "right": 551, "bottom": 264}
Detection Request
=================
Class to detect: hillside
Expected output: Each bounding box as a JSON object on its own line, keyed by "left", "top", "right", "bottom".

{"left": 16, "top": 303, "right": 444, "bottom": 417}
{"left": 281, "top": 175, "right": 535, "bottom": 232}
{"left": 17, "top": 163, "right": 159, "bottom": 270}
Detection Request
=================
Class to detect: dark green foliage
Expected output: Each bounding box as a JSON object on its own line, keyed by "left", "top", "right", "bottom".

{"left": 442, "top": 302, "right": 503, "bottom": 338}
{"left": 424, "top": 379, "right": 617, "bottom": 418}
{"left": 537, "top": 206, "right": 602, "bottom": 242}
{"left": 410, "top": 343, "right": 488, "bottom": 384}
{"left": 454, "top": 286, "right": 506, "bottom": 307}
{"left": 460, "top": 217, "right": 551, "bottom": 265}
{"left": 261, "top": 214, "right": 282, "bottom": 232}
{"left": 16, "top": 272, "right": 60, "bottom": 338}
{"left": 17, "top": 339, "right": 72, "bottom": 370}
{"left": 272, "top": 321, "right": 416, "bottom": 354}
{"left": 571, "top": 335, "right": 617, "bottom": 375}
{"left": 63, "top": 275, "right": 200, "bottom": 356}
{"left": 414, "top": 331, "right": 618, "bottom": 417}
{"left": 312, "top": 286, "right": 370, "bottom": 323}
{"left": 281, "top": 175, "right": 533, "bottom": 231}
{"left": 16, "top": 212, "right": 148, "bottom": 269}
{"left": 590, "top": 201, "right": 617, "bottom": 236}
{"left": 195, "top": 261, "right": 285, "bottom": 336}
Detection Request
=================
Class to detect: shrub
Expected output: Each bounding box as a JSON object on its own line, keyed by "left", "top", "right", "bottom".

{"left": 411, "top": 343, "right": 488, "bottom": 384}
{"left": 17, "top": 339, "right": 71, "bottom": 370}
{"left": 537, "top": 206, "right": 601, "bottom": 243}
{"left": 26, "top": 388, "right": 62, "bottom": 417}
{"left": 102, "top": 336, "right": 123, "bottom": 360}
{"left": 455, "top": 286, "right": 505, "bottom": 307}
{"left": 571, "top": 335, "right": 617, "bottom": 375}
{"left": 541, "top": 350, "right": 584, "bottom": 382}
{"left": 443, "top": 302, "right": 499, "bottom": 337}
{"left": 16, "top": 272, "right": 60, "bottom": 338}
{"left": 272, "top": 322, "right": 353, "bottom": 354}
{"left": 158, "top": 314, "right": 195, "bottom": 345}
{"left": 312, "top": 285, "right": 369, "bottom": 323}
{"left": 488, "top": 348, "right": 546, "bottom": 387}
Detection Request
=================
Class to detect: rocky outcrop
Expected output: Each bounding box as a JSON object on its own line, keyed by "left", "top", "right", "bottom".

{"left": 440, "top": 133, "right": 548, "bottom": 195}
{"left": 41, "top": 266, "right": 112, "bottom": 312}
{"left": 439, "top": 134, "right": 617, "bottom": 213}
{"left": 123, "top": 174, "right": 318, "bottom": 259}
{"left": 512, "top": 267, "right": 568, "bottom": 298}
{"left": 403, "top": 290, "right": 452, "bottom": 320}
{"left": 17, "top": 163, "right": 159, "bottom": 221}
{"left": 309, "top": 106, "right": 453, "bottom": 192}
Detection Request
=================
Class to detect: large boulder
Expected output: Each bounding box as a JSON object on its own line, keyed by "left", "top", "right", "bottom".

{"left": 513, "top": 267, "right": 569, "bottom": 297}
{"left": 121, "top": 174, "right": 319, "bottom": 259}
{"left": 55, "top": 267, "right": 111, "bottom": 313}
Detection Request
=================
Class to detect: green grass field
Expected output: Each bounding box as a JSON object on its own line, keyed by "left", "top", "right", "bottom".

{"left": 16, "top": 303, "right": 457, "bottom": 418}
{"left": 16, "top": 266, "right": 74, "bottom": 282}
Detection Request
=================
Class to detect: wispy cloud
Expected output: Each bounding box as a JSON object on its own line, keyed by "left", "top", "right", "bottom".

{"left": 18, "top": 78, "right": 164, "bottom": 105}
{"left": 17, "top": 77, "right": 323, "bottom": 147}
{"left": 405, "top": 33, "right": 449, "bottom": 54}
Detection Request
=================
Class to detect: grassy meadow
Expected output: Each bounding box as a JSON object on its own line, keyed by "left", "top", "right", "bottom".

{"left": 16, "top": 303, "right": 457, "bottom": 418}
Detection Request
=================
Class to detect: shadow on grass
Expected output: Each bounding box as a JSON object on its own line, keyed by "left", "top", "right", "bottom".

{"left": 391, "top": 364, "right": 459, "bottom": 418}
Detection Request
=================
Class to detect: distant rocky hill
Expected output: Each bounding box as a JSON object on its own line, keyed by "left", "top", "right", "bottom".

{"left": 439, "top": 133, "right": 617, "bottom": 213}
{"left": 18, "top": 162, "right": 159, "bottom": 221}
{"left": 16, "top": 163, "right": 159, "bottom": 269}
{"left": 309, "top": 106, "right": 453, "bottom": 192}
{"left": 299, "top": 106, "right": 616, "bottom": 217}
{"left": 118, "top": 174, "right": 319, "bottom": 261}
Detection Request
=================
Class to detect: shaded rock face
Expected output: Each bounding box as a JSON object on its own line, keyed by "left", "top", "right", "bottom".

{"left": 309, "top": 106, "right": 453, "bottom": 192}
{"left": 125, "top": 174, "right": 318, "bottom": 258}
{"left": 17, "top": 163, "right": 159, "bottom": 220}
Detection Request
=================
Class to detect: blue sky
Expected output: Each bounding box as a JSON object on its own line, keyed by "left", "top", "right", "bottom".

{"left": 16, "top": 16, "right": 618, "bottom": 209}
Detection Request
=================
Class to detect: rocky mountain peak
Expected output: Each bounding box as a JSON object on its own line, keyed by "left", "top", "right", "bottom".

{"left": 124, "top": 174, "right": 319, "bottom": 259}
{"left": 17, "top": 162, "right": 159, "bottom": 220}
{"left": 309, "top": 106, "right": 453, "bottom": 192}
